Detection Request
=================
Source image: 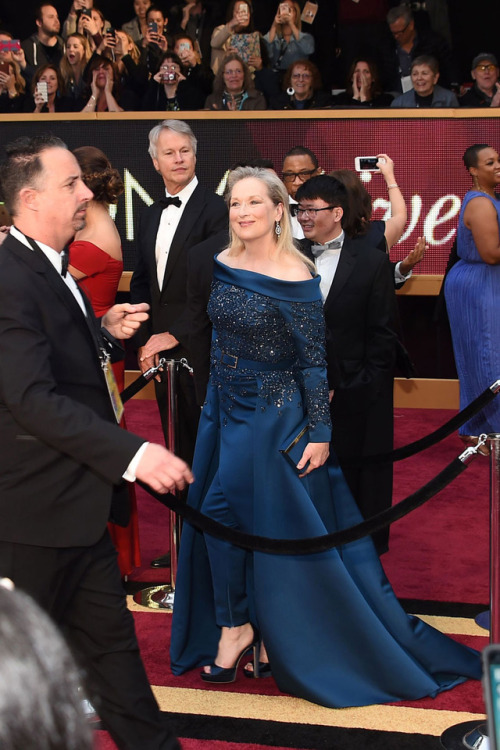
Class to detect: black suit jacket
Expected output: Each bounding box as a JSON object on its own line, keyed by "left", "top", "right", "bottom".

{"left": 300, "top": 236, "right": 396, "bottom": 417}
{"left": 0, "top": 234, "right": 142, "bottom": 548}
{"left": 130, "top": 182, "right": 228, "bottom": 363}
{"left": 186, "top": 230, "right": 229, "bottom": 405}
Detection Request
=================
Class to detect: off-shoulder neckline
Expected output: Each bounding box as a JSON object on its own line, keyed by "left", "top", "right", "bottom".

{"left": 214, "top": 254, "right": 317, "bottom": 284}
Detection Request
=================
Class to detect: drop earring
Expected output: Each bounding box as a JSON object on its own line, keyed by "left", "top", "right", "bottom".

{"left": 275, "top": 220, "right": 282, "bottom": 236}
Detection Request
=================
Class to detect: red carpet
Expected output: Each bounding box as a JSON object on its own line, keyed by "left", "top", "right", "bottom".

{"left": 125, "top": 401, "right": 490, "bottom": 604}
{"left": 93, "top": 401, "right": 490, "bottom": 749}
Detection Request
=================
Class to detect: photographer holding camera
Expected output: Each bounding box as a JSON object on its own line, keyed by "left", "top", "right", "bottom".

{"left": 142, "top": 51, "right": 203, "bottom": 110}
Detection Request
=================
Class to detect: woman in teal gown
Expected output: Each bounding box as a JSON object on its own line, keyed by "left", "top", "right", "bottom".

{"left": 170, "top": 167, "right": 481, "bottom": 708}
{"left": 445, "top": 143, "right": 500, "bottom": 440}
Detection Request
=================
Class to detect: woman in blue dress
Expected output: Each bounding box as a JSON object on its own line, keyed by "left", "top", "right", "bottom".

{"left": 445, "top": 144, "right": 500, "bottom": 444}
{"left": 170, "top": 167, "right": 481, "bottom": 708}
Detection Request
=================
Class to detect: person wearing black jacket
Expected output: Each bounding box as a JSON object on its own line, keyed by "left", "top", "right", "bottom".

{"left": 142, "top": 51, "right": 207, "bottom": 110}
{"left": 270, "top": 58, "right": 331, "bottom": 109}
{"left": 380, "top": 3, "right": 458, "bottom": 93}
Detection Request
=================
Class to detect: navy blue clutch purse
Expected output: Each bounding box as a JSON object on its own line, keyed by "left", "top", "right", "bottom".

{"left": 279, "top": 417, "right": 309, "bottom": 472}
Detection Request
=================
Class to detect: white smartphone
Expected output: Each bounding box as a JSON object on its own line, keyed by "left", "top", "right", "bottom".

{"left": 36, "top": 81, "right": 49, "bottom": 102}
{"left": 483, "top": 644, "right": 500, "bottom": 750}
{"left": 354, "top": 156, "right": 382, "bottom": 172}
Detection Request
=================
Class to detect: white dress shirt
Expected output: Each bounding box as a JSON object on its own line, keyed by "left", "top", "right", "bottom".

{"left": 156, "top": 175, "right": 199, "bottom": 288}
{"left": 312, "top": 231, "right": 345, "bottom": 302}
{"left": 11, "top": 226, "right": 87, "bottom": 315}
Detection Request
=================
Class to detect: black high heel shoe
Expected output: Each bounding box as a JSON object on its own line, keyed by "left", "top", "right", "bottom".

{"left": 201, "top": 625, "right": 259, "bottom": 684}
{"left": 244, "top": 661, "right": 272, "bottom": 678}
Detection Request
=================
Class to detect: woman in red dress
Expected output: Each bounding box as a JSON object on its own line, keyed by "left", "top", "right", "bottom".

{"left": 69, "top": 145, "right": 141, "bottom": 577}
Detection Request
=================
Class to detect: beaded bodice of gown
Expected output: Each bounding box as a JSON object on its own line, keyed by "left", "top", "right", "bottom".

{"left": 207, "top": 270, "right": 331, "bottom": 436}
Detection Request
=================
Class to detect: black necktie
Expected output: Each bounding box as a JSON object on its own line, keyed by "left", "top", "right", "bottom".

{"left": 60, "top": 249, "right": 69, "bottom": 277}
{"left": 159, "top": 196, "right": 182, "bottom": 209}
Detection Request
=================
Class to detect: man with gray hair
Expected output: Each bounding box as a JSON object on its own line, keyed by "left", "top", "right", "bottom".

{"left": 382, "top": 3, "right": 456, "bottom": 94}
{"left": 130, "top": 120, "right": 227, "bottom": 567}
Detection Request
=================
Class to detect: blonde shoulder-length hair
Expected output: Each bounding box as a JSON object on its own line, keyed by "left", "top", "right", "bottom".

{"left": 225, "top": 166, "right": 314, "bottom": 270}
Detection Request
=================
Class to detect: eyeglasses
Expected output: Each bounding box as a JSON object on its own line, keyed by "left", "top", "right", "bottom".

{"left": 475, "top": 64, "right": 497, "bottom": 72}
{"left": 296, "top": 206, "right": 335, "bottom": 218}
{"left": 291, "top": 72, "right": 312, "bottom": 80}
{"left": 282, "top": 169, "right": 316, "bottom": 182}
{"left": 391, "top": 21, "right": 410, "bottom": 37}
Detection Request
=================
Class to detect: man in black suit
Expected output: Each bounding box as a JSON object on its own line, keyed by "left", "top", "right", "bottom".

{"left": 296, "top": 175, "right": 396, "bottom": 553}
{"left": 0, "top": 135, "right": 193, "bottom": 750}
{"left": 130, "top": 119, "right": 227, "bottom": 567}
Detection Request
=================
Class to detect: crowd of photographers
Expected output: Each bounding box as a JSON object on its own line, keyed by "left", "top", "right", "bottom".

{"left": 0, "top": 0, "right": 498, "bottom": 113}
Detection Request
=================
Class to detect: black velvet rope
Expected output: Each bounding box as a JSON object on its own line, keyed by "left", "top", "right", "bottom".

{"left": 139, "top": 456, "right": 469, "bottom": 555}
{"left": 343, "top": 384, "right": 498, "bottom": 466}
{"left": 121, "top": 371, "right": 155, "bottom": 403}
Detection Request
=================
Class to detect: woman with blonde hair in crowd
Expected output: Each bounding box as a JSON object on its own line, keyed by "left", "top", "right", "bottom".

{"left": 103, "top": 30, "right": 148, "bottom": 104}
{"left": 59, "top": 32, "right": 91, "bottom": 106}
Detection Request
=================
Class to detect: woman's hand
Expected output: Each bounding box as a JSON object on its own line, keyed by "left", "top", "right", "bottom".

{"left": 297, "top": 442, "right": 329, "bottom": 477}
{"left": 376, "top": 153, "right": 395, "bottom": 182}
{"left": 248, "top": 54, "right": 262, "bottom": 70}
{"left": 0, "top": 69, "right": 13, "bottom": 95}
{"left": 352, "top": 72, "right": 361, "bottom": 100}
{"left": 80, "top": 13, "right": 99, "bottom": 36}
{"left": 33, "top": 86, "right": 45, "bottom": 112}
{"left": 90, "top": 68, "right": 100, "bottom": 97}
{"left": 103, "top": 68, "right": 114, "bottom": 93}
{"left": 399, "top": 236, "right": 427, "bottom": 276}
{"left": 11, "top": 46, "right": 26, "bottom": 70}
{"left": 358, "top": 70, "right": 371, "bottom": 101}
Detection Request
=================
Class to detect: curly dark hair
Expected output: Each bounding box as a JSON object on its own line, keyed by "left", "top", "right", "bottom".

{"left": 72, "top": 146, "right": 123, "bottom": 204}
{"left": 282, "top": 59, "right": 322, "bottom": 93}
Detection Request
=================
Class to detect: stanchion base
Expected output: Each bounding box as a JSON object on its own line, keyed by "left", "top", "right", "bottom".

{"left": 132, "top": 585, "right": 175, "bottom": 611}
{"left": 440, "top": 721, "right": 489, "bottom": 750}
{"left": 475, "top": 610, "right": 490, "bottom": 631}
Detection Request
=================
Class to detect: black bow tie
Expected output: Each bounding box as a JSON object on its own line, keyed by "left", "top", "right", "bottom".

{"left": 159, "top": 196, "right": 182, "bottom": 209}
{"left": 290, "top": 204, "right": 298, "bottom": 217}
{"left": 61, "top": 249, "right": 69, "bottom": 277}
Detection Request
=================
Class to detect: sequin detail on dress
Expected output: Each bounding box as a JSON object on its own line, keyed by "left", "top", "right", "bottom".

{"left": 208, "top": 281, "right": 331, "bottom": 434}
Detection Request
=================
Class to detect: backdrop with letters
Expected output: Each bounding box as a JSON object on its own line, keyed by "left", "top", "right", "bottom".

{"left": 1, "top": 116, "right": 498, "bottom": 273}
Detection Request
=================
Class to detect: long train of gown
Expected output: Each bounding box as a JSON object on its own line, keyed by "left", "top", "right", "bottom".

{"left": 170, "top": 258, "right": 481, "bottom": 708}
{"left": 445, "top": 190, "right": 500, "bottom": 435}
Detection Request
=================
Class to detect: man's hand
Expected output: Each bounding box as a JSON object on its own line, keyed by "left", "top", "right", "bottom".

{"left": 138, "top": 332, "right": 179, "bottom": 379}
{"left": 141, "top": 332, "right": 179, "bottom": 360}
{"left": 102, "top": 302, "right": 149, "bottom": 339}
{"left": 136, "top": 443, "right": 194, "bottom": 494}
{"left": 399, "top": 236, "right": 427, "bottom": 276}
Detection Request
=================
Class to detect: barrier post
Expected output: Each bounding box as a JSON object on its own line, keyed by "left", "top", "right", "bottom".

{"left": 133, "top": 359, "right": 183, "bottom": 611}
{"left": 489, "top": 434, "right": 500, "bottom": 643}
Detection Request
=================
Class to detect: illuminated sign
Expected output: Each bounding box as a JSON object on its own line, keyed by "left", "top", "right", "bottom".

{"left": 0, "top": 116, "right": 496, "bottom": 273}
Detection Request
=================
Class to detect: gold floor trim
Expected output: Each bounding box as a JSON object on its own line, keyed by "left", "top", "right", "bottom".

{"left": 127, "top": 597, "right": 488, "bottom": 638}
{"left": 151, "top": 686, "right": 485, "bottom": 735}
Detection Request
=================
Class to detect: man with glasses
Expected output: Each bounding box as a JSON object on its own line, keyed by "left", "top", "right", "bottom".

{"left": 382, "top": 3, "right": 456, "bottom": 94}
{"left": 281, "top": 146, "right": 322, "bottom": 239}
{"left": 460, "top": 54, "right": 500, "bottom": 108}
{"left": 296, "top": 175, "right": 396, "bottom": 554}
